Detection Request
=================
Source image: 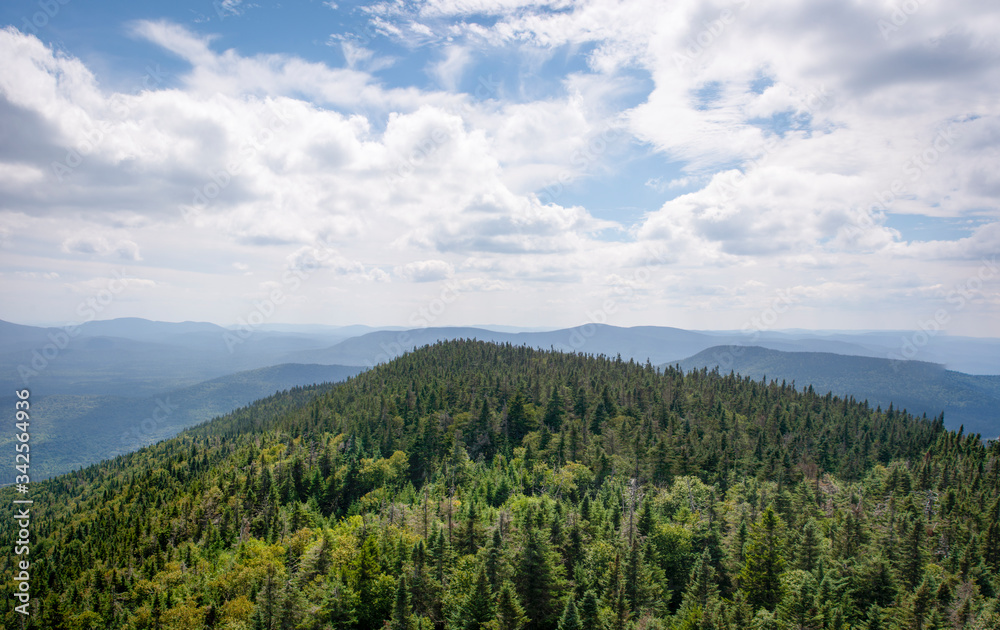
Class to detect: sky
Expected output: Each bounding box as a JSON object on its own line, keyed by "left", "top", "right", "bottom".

{"left": 0, "top": 0, "right": 998, "bottom": 335}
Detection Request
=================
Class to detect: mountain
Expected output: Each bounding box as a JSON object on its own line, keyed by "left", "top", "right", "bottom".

{"left": 280, "top": 324, "right": 737, "bottom": 366}
{"left": 0, "top": 318, "right": 373, "bottom": 397}
{"left": 3, "top": 340, "right": 998, "bottom": 628}
{"left": 281, "top": 323, "right": 1000, "bottom": 374}
{"left": 4, "top": 319, "right": 998, "bottom": 401}
{"left": 76, "top": 317, "right": 227, "bottom": 340}
{"left": 675, "top": 345, "right": 1000, "bottom": 438}
{"left": 0, "top": 362, "right": 363, "bottom": 480}
{"left": 3, "top": 317, "right": 999, "bottom": 478}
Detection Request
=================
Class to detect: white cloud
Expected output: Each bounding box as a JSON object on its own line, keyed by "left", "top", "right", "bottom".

{"left": 394, "top": 259, "right": 455, "bottom": 282}
{"left": 429, "top": 45, "right": 472, "bottom": 91}
{"left": 60, "top": 234, "right": 143, "bottom": 261}
{"left": 1, "top": 3, "right": 998, "bottom": 333}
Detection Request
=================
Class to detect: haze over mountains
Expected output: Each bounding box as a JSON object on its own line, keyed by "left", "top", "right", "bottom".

{"left": 678, "top": 346, "right": 1000, "bottom": 440}
{"left": 2, "top": 317, "right": 999, "bottom": 479}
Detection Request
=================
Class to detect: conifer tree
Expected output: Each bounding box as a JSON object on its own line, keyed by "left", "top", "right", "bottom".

{"left": 392, "top": 575, "right": 413, "bottom": 630}
{"left": 516, "top": 525, "right": 563, "bottom": 630}
{"left": 579, "top": 591, "right": 600, "bottom": 630}
{"left": 455, "top": 567, "right": 496, "bottom": 630}
{"left": 489, "top": 581, "right": 529, "bottom": 630}
{"left": 795, "top": 518, "right": 821, "bottom": 573}
{"left": 738, "top": 506, "right": 785, "bottom": 612}
{"left": 557, "top": 595, "right": 582, "bottom": 630}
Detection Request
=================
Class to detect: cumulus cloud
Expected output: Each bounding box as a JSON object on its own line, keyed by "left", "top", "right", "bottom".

{"left": 1, "top": 2, "right": 998, "bottom": 332}
{"left": 394, "top": 259, "right": 455, "bottom": 282}
{"left": 61, "top": 234, "right": 143, "bottom": 261}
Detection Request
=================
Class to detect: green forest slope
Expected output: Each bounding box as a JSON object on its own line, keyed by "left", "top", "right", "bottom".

{"left": 2, "top": 340, "right": 998, "bottom": 629}
{"left": 676, "top": 346, "right": 1000, "bottom": 438}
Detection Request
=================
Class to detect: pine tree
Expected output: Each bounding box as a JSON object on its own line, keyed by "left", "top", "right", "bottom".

{"left": 486, "top": 528, "right": 503, "bottom": 590}
{"left": 392, "top": 575, "right": 413, "bottom": 630}
{"left": 515, "top": 525, "right": 563, "bottom": 630}
{"left": 738, "top": 506, "right": 785, "bottom": 612}
{"left": 545, "top": 387, "right": 566, "bottom": 431}
{"left": 680, "top": 547, "right": 719, "bottom": 613}
{"left": 557, "top": 595, "right": 582, "bottom": 630}
{"left": 464, "top": 501, "right": 481, "bottom": 555}
{"left": 774, "top": 570, "right": 820, "bottom": 630}
{"left": 903, "top": 516, "right": 925, "bottom": 589}
{"left": 637, "top": 497, "right": 655, "bottom": 539}
{"left": 489, "top": 581, "right": 529, "bottom": 630}
{"left": 455, "top": 567, "right": 495, "bottom": 630}
{"left": 508, "top": 391, "right": 529, "bottom": 445}
{"left": 579, "top": 590, "right": 599, "bottom": 630}
{"left": 795, "top": 518, "right": 820, "bottom": 573}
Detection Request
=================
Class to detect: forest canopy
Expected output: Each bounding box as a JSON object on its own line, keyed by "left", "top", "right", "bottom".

{"left": 2, "top": 339, "right": 998, "bottom": 629}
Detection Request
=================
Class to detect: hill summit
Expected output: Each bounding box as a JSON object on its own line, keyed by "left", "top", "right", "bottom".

{"left": 2, "top": 340, "right": 998, "bottom": 628}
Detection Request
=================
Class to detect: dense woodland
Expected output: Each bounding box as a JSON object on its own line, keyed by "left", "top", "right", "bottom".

{"left": 2, "top": 340, "right": 1000, "bottom": 629}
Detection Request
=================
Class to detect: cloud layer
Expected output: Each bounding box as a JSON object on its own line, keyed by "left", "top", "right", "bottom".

{"left": 0, "top": 0, "right": 998, "bottom": 334}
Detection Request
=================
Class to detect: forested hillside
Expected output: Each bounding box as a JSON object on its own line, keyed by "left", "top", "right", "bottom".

{"left": 676, "top": 346, "right": 1000, "bottom": 438}
{"left": 2, "top": 340, "right": 999, "bottom": 629}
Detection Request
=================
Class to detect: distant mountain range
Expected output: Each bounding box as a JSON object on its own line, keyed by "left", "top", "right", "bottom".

{"left": 281, "top": 324, "right": 1000, "bottom": 375}
{"left": 676, "top": 346, "right": 1000, "bottom": 439}
{"left": 1, "top": 318, "right": 998, "bottom": 479}
{"left": 0, "top": 362, "right": 362, "bottom": 480}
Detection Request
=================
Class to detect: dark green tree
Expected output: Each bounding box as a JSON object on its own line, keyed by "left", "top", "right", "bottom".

{"left": 738, "top": 506, "right": 785, "bottom": 612}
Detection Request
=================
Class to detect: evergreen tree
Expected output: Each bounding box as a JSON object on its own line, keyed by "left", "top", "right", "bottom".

{"left": 774, "top": 570, "right": 820, "bottom": 630}
{"left": 795, "top": 518, "right": 821, "bottom": 573}
{"left": 545, "top": 387, "right": 566, "bottom": 431}
{"left": 557, "top": 595, "right": 582, "bottom": 630}
{"left": 738, "top": 506, "right": 785, "bottom": 612}
{"left": 392, "top": 575, "right": 413, "bottom": 630}
{"left": 515, "top": 526, "right": 563, "bottom": 630}
{"left": 455, "top": 567, "right": 496, "bottom": 630}
{"left": 489, "top": 581, "right": 529, "bottom": 630}
{"left": 579, "top": 591, "right": 600, "bottom": 630}
{"left": 903, "top": 516, "right": 925, "bottom": 589}
{"left": 508, "top": 391, "right": 529, "bottom": 445}
{"left": 680, "top": 547, "right": 720, "bottom": 613}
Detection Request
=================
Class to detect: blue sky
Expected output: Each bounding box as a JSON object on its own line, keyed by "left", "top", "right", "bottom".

{"left": 0, "top": 0, "right": 998, "bottom": 335}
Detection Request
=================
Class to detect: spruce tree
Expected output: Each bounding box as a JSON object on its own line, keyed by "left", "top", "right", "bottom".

{"left": 557, "top": 595, "right": 582, "bottom": 630}
{"left": 391, "top": 575, "right": 412, "bottom": 630}
{"left": 455, "top": 567, "right": 495, "bottom": 630}
{"left": 490, "top": 581, "right": 529, "bottom": 630}
{"left": 579, "top": 590, "right": 600, "bottom": 630}
{"left": 738, "top": 506, "right": 785, "bottom": 612}
{"left": 516, "top": 525, "right": 562, "bottom": 630}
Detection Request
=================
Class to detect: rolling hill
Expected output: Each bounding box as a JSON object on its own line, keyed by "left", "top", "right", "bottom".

{"left": 676, "top": 345, "right": 1000, "bottom": 438}
{"left": 0, "top": 362, "right": 364, "bottom": 480}
{"left": 2, "top": 340, "right": 998, "bottom": 628}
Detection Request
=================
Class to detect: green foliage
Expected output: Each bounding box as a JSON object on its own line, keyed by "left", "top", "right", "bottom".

{"left": 1, "top": 340, "right": 998, "bottom": 630}
{"left": 738, "top": 507, "right": 785, "bottom": 611}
